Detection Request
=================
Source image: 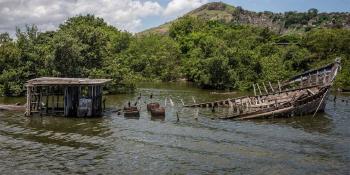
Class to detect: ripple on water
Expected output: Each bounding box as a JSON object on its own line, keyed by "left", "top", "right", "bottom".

{"left": 0, "top": 84, "right": 349, "bottom": 174}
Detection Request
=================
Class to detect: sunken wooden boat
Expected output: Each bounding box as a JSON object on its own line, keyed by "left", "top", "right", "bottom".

{"left": 184, "top": 59, "right": 341, "bottom": 120}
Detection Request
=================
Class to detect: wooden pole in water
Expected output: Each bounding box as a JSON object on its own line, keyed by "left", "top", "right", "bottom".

{"left": 192, "top": 96, "right": 196, "bottom": 104}
{"left": 180, "top": 99, "right": 185, "bottom": 106}
{"left": 269, "top": 82, "right": 274, "bottom": 92}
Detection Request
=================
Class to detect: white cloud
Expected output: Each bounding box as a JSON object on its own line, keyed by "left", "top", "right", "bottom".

{"left": 0, "top": 0, "right": 209, "bottom": 35}
{"left": 163, "top": 0, "right": 208, "bottom": 16}
{"left": 0, "top": 0, "right": 163, "bottom": 34}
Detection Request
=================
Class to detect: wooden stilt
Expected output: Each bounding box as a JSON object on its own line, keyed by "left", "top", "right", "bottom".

{"left": 39, "top": 88, "right": 43, "bottom": 116}
{"left": 46, "top": 87, "right": 49, "bottom": 114}
{"left": 25, "top": 86, "right": 32, "bottom": 116}
{"left": 56, "top": 86, "right": 59, "bottom": 110}
{"left": 52, "top": 86, "right": 55, "bottom": 114}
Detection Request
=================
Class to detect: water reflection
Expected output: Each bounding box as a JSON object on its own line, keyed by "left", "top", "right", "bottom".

{"left": 150, "top": 115, "right": 165, "bottom": 121}
{"left": 253, "top": 114, "right": 333, "bottom": 134}
{"left": 0, "top": 82, "right": 349, "bottom": 174}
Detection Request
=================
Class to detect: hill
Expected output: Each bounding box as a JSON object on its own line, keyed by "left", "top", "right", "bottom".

{"left": 139, "top": 2, "right": 350, "bottom": 35}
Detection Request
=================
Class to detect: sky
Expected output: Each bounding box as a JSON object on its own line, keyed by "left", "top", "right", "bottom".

{"left": 0, "top": 0, "right": 349, "bottom": 36}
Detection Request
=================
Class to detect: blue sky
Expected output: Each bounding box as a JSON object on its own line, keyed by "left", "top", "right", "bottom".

{"left": 0, "top": 0, "right": 349, "bottom": 35}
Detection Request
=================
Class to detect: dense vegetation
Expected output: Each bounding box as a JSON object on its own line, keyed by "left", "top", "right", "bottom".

{"left": 0, "top": 12, "right": 350, "bottom": 96}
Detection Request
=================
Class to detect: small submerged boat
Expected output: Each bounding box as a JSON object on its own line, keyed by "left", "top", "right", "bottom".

{"left": 146, "top": 102, "right": 165, "bottom": 117}
{"left": 184, "top": 58, "right": 341, "bottom": 120}
{"left": 147, "top": 102, "right": 160, "bottom": 111}
{"left": 150, "top": 107, "right": 165, "bottom": 116}
{"left": 123, "top": 106, "right": 140, "bottom": 118}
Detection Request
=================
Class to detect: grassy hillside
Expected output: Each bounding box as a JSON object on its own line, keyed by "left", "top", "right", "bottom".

{"left": 139, "top": 2, "right": 350, "bottom": 36}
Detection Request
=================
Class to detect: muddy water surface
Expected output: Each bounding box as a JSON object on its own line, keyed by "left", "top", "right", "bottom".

{"left": 0, "top": 82, "right": 349, "bottom": 174}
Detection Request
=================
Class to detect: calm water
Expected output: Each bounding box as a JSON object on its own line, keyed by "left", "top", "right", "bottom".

{"left": 0, "top": 82, "right": 349, "bottom": 175}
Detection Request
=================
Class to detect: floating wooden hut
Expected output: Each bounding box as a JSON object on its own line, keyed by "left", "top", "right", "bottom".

{"left": 25, "top": 77, "right": 111, "bottom": 117}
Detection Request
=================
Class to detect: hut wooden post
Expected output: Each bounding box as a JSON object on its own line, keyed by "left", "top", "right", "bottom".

{"left": 46, "top": 87, "right": 49, "bottom": 114}
{"left": 51, "top": 86, "right": 55, "bottom": 114}
{"left": 56, "top": 86, "right": 59, "bottom": 110}
{"left": 25, "top": 86, "right": 32, "bottom": 116}
{"left": 39, "top": 88, "right": 43, "bottom": 115}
